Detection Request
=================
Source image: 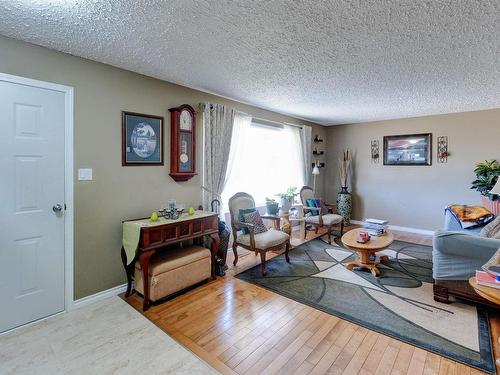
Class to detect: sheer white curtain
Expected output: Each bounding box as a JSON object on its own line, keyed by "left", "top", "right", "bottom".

{"left": 300, "top": 125, "right": 312, "bottom": 187}
{"left": 221, "top": 121, "right": 305, "bottom": 208}
{"left": 201, "top": 103, "right": 236, "bottom": 211}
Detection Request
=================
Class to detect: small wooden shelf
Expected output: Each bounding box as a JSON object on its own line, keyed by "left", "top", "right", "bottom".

{"left": 313, "top": 150, "right": 324, "bottom": 155}
{"left": 313, "top": 136, "right": 323, "bottom": 143}
{"left": 312, "top": 162, "right": 325, "bottom": 168}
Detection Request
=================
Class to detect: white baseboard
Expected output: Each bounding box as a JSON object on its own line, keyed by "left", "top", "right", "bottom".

{"left": 70, "top": 283, "right": 128, "bottom": 310}
{"left": 350, "top": 220, "right": 435, "bottom": 236}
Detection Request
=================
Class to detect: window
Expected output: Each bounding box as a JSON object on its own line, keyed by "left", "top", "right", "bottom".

{"left": 221, "top": 120, "right": 305, "bottom": 208}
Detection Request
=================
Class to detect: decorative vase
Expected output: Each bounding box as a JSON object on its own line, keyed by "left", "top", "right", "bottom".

{"left": 280, "top": 197, "right": 292, "bottom": 213}
{"left": 266, "top": 202, "right": 279, "bottom": 216}
{"left": 337, "top": 187, "right": 352, "bottom": 225}
{"left": 481, "top": 196, "right": 500, "bottom": 215}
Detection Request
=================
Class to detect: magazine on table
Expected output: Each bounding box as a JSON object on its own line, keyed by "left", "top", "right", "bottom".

{"left": 482, "top": 248, "right": 500, "bottom": 280}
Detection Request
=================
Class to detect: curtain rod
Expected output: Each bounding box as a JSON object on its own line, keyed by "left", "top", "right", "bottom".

{"left": 239, "top": 112, "right": 307, "bottom": 130}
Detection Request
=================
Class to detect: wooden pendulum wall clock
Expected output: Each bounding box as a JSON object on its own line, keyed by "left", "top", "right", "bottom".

{"left": 168, "top": 104, "right": 196, "bottom": 181}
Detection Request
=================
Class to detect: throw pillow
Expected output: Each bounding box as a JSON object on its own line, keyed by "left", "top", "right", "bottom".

{"left": 239, "top": 208, "right": 256, "bottom": 234}
{"left": 242, "top": 210, "right": 268, "bottom": 234}
{"left": 480, "top": 216, "right": 500, "bottom": 239}
{"left": 306, "top": 198, "right": 321, "bottom": 216}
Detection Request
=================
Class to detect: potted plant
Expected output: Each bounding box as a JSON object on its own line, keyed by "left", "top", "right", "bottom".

{"left": 265, "top": 197, "right": 279, "bottom": 215}
{"left": 276, "top": 187, "right": 298, "bottom": 213}
{"left": 471, "top": 159, "right": 500, "bottom": 214}
{"left": 337, "top": 149, "right": 352, "bottom": 225}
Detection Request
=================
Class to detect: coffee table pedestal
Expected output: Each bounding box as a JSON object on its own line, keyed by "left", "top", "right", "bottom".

{"left": 341, "top": 229, "right": 394, "bottom": 277}
{"left": 345, "top": 252, "right": 390, "bottom": 277}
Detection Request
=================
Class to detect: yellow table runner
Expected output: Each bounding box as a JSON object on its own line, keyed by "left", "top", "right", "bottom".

{"left": 122, "top": 211, "right": 215, "bottom": 265}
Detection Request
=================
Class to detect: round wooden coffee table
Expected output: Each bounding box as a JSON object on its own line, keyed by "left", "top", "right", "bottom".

{"left": 341, "top": 228, "right": 394, "bottom": 277}
{"left": 469, "top": 276, "right": 500, "bottom": 305}
{"left": 469, "top": 277, "right": 500, "bottom": 366}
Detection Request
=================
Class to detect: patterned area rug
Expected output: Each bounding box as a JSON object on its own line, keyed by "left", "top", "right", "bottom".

{"left": 236, "top": 238, "right": 495, "bottom": 373}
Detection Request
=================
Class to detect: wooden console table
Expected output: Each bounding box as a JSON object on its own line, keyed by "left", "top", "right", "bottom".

{"left": 121, "top": 211, "right": 219, "bottom": 311}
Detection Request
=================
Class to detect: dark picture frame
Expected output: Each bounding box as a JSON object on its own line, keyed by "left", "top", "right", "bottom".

{"left": 383, "top": 133, "right": 432, "bottom": 166}
{"left": 122, "top": 111, "right": 164, "bottom": 166}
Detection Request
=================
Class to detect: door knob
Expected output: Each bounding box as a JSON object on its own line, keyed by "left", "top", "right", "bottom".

{"left": 52, "top": 204, "right": 63, "bottom": 213}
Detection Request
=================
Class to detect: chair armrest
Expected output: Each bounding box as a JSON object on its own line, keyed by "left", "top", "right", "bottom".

{"left": 261, "top": 215, "right": 280, "bottom": 229}
{"left": 235, "top": 221, "right": 255, "bottom": 231}
{"left": 234, "top": 221, "right": 256, "bottom": 249}
{"left": 324, "top": 203, "right": 336, "bottom": 213}
{"left": 304, "top": 206, "right": 321, "bottom": 210}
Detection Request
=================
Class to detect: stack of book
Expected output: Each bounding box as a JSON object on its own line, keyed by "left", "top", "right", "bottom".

{"left": 476, "top": 270, "right": 500, "bottom": 289}
{"left": 363, "top": 218, "right": 389, "bottom": 236}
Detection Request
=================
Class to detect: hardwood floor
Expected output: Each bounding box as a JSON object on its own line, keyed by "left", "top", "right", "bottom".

{"left": 124, "top": 227, "right": 499, "bottom": 375}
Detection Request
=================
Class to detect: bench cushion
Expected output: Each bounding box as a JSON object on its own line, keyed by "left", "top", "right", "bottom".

{"left": 135, "top": 245, "right": 211, "bottom": 275}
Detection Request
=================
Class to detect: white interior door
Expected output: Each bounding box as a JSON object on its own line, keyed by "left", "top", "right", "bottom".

{"left": 0, "top": 79, "right": 66, "bottom": 333}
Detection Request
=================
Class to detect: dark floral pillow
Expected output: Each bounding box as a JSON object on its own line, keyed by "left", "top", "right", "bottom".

{"left": 242, "top": 210, "right": 268, "bottom": 234}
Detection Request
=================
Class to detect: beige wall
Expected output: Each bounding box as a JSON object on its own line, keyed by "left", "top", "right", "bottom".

{"left": 326, "top": 109, "right": 500, "bottom": 231}
{"left": 0, "top": 36, "right": 326, "bottom": 299}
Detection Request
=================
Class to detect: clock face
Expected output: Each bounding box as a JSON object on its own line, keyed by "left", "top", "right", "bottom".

{"left": 180, "top": 110, "right": 192, "bottom": 131}
{"left": 180, "top": 153, "right": 189, "bottom": 163}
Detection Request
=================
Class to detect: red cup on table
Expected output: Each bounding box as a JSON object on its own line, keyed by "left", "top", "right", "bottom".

{"left": 359, "top": 231, "right": 369, "bottom": 242}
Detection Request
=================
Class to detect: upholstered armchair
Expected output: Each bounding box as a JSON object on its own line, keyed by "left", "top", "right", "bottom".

{"left": 299, "top": 186, "right": 344, "bottom": 244}
{"left": 228, "top": 192, "right": 290, "bottom": 276}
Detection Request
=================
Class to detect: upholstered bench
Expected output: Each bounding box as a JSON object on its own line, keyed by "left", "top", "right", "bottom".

{"left": 134, "top": 245, "right": 211, "bottom": 302}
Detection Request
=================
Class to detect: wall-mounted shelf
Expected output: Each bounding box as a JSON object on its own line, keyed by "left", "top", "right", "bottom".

{"left": 313, "top": 150, "right": 324, "bottom": 156}
{"left": 313, "top": 135, "right": 323, "bottom": 143}
{"left": 312, "top": 162, "right": 325, "bottom": 168}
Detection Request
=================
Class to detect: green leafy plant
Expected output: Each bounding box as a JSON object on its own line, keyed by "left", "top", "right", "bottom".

{"left": 276, "top": 187, "right": 298, "bottom": 202}
{"left": 471, "top": 160, "right": 500, "bottom": 201}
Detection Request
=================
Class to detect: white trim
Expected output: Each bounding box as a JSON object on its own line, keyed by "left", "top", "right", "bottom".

{"left": 0, "top": 73, "right": 75, "bottom": 311}
{"left": 0, "top": 283, "right": 127, "bottom": 336}
{"left": 0, "top": 310, "right": 66, "bottom": 336}
{"left": 71, "top": 283, "right": 128, "bottom": 310}
{"left": 350, "top": 219, "right": 435, "bottom": 236}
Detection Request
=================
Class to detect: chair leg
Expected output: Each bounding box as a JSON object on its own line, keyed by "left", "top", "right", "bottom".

{"left": 303, "top": 224, "right": 307, "bottom": 239}
{"left": 285, "top": 242, "right": 290, "bottom": 263}
{"left": 232, "top": 243, "right": 239, "bottom": 266}
{"left": 340, "top": 221, "right": 344, "bottom": 236}
{"left": 327, "top": 226, "right": 332, "bottom": 244}
{"left": 260, "top": 252, "right": 267, "bottom": 276}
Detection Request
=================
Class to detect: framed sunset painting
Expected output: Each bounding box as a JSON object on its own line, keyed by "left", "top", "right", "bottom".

{"left": 383, "top": 133, "right": 432, "bottom": 166}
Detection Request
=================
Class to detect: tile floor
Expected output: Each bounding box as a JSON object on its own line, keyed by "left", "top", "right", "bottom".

{"left": 0, "top": 297, "right": 216, "bottom": 375}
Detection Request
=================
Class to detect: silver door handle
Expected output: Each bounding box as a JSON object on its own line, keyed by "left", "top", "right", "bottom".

{"left": 53, "top": 204, "right": 63, "bottom": 212}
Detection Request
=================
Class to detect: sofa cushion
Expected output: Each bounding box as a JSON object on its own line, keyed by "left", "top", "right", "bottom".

{"left": 432, "top": 230, "right": 500, "bottom": 280}
{"left": 479, "top": 216, "right": 500, "bottom": 239}
{"left": 305, "top": 213, "right": 343, "bottom": 226}
{"left": 237, "top": 228, "right": 289, "bottom": 249}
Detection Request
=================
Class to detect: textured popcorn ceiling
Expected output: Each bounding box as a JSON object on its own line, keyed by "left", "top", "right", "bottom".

{"left": 0, "top": 1, "right": 499, "bottom": 125}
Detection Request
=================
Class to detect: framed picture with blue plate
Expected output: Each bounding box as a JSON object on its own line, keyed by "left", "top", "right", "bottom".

{"left": 122, "top": 111, "right": 164, "bottom": 166}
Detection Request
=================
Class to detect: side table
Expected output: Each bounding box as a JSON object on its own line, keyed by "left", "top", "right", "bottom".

{"left": 469, "top": 276, "right": 500, "bottom": 366}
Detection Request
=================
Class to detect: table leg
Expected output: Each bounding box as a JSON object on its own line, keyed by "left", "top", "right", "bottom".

{"left": 209, "top": 233, "right": 219, "bottom": 280}
{"left": 345, "top": 250, "right": 382, "bottom": 277}
{"left": 120, "top": 247, "right": 134, "bottom": 297}
{"left": 138, "top": 250, "right": 155, "bottom": 311}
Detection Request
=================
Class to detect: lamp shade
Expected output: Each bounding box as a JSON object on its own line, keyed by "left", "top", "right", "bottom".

{"left": 312, "top": 165, "right": 320, "bottom": 175}
{"left": 490, "top": 178, "right": 500, "bottom": 195}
